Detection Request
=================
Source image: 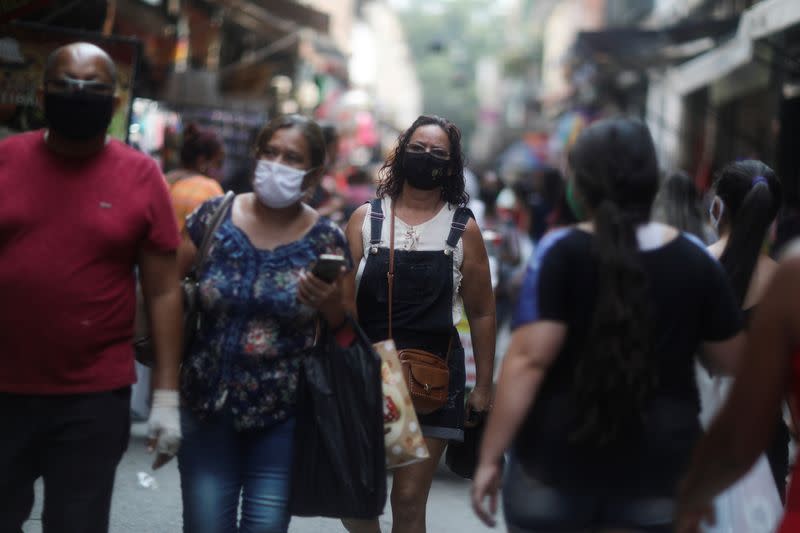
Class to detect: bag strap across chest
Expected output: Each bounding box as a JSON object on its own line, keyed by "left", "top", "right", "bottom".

{"left": 190, "top": 191, "right": 235, "bottom": 276}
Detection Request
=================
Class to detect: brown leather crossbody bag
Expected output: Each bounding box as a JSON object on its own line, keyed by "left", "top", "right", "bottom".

{"left": 387, "top": 207, "right": 450, "bottom": 415}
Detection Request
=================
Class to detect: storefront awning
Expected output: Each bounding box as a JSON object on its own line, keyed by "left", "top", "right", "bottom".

{"left": 216, "top": 0, "right": 331, "bottom": 87}
{"left": 218, "top": 0, "right": 328, "bottom": 38}
{"left": 667, "top": 0, "right": 800, "bottom": 95}
{"left": 575, "top": 18, "right": 738, "bottom": 69}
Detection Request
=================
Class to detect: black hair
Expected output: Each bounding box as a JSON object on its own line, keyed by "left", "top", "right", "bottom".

{"left": 180, "top": 123, "right": 223, "bottom": 168}
{"left": 319, "top": 122, "right": 339, "bottom": 147}
{"left": 254, "top": 114, "right": 326, "bottom": 171}
{"left": 652, "top": 171, "right": 708, "bottom": 241}
{"left": 568, "top": 117, "right": 660, "bottom": 447}
{"left": 713, "top": 160, "right": 782, "bottom": 305}
{"left": 377, "top": 114, "right": 469, "bottom": 207}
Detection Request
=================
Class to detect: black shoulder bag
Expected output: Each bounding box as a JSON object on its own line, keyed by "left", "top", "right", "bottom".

{"left": 133, "top": 191, "right": 235, "bottom": 366}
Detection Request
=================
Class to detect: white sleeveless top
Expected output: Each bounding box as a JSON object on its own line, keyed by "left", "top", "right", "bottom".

{"left": 355, "top": 197, "right": 465, "bottom": 324}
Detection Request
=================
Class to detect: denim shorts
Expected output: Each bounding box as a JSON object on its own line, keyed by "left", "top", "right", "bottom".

{"left": 503, "top": 457, "right": 674, "bottom": 532}
{"left": 417, "top": 340, "right": 466, "bottom": 442}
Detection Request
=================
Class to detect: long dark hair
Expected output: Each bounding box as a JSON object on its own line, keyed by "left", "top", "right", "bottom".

{"left": 377, "top": 115, "right": 469, "bottom": 207}
{"left": 652, "top": 171, "right": 708, "bottom": 242}
{"left": 568, "top": 117, "right": 660, "bottom": 447}
{"left": 714, "top": 160, "right": 782, "bottom": 305}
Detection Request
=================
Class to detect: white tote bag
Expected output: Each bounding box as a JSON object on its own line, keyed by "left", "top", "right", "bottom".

{"left": 695, "top": 362, "right": 784, "bottom": 533}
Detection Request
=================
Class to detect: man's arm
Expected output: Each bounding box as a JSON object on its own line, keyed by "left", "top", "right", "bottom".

{"left": 138, "top": 248, "right": 182, "bottom": 389}
{"left": 139, "top": 247, "right": 183, "bottom": 469}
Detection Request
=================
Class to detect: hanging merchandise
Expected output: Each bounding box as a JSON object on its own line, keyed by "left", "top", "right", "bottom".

{"left": 0, "top": 23, "right": 140, "bottom": 142}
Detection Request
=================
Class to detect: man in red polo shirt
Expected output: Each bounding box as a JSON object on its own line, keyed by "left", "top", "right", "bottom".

{"left": 0, "top": 43, "right": 183, "bottom": 533}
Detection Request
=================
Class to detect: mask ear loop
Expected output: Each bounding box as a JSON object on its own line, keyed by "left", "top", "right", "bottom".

{"left": 709, "top": 197, "right": 725, "bottom": 229}
{"left": 300, "top": 166, "right": 324, "bottom": 200}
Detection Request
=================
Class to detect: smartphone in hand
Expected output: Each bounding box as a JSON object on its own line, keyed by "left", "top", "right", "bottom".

{"left": 311, "top": 254, "right": 346, "bottom": 283}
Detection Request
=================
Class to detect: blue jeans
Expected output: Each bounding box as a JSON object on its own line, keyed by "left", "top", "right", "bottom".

{"left": 503, "top": 456, "right": 673, "bottom": 532}
{"left": 178, "top": 409, "right": 295, "bottom": 533}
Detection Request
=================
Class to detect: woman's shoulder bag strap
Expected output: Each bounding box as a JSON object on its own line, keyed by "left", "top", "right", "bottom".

{"left": 193, "top": 191, "right": 235, "bottom": 272}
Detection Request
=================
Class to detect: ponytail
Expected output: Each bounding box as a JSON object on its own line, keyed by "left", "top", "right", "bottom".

{"left": 567, "top": 117, "right": 660, "bottom": 448}
{"left": 719, "top": 181, "right": 776, "bottom": 305}
{"left": 571, "top": 199, "right": 654, "bottom": 447}
{"left": 714, "top": 161, "right": 782, "bottom": 306}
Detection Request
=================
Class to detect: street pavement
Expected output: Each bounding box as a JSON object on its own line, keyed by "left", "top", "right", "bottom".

{"left": 23, "top": 423, "right": 503, "bottom": 533}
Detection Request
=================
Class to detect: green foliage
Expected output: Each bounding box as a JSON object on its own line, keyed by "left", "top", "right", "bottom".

{"left": 395, "top": 0, "right": 508, "bottom": 145}
{"left": 502, "top": 45, "right": 541, "bottom": 78}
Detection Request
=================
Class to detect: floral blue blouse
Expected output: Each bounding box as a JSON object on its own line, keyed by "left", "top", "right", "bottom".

{"left": 181, "top": 196, "right": 351, "bottom": 430}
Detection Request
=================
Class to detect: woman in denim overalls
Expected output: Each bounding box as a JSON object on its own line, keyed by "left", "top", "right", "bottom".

{"left": 343, "top": 115, "right": 497, "bottom": 533}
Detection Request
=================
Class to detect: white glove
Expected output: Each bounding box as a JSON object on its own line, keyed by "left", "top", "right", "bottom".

{"left": 147, "top": 389, "right": 181, "bottom": 457}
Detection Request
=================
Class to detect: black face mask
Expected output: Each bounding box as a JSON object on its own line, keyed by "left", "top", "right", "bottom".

{"left": 403, "top": 151, "right": 449, "bottom": 191}
{"left": 44, "top": 91, "right": 114, "bottom": 141}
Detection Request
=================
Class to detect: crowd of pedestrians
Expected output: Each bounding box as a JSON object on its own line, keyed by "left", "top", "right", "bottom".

{"left": 5, "top": 41, "right": 800, "bottom": 533}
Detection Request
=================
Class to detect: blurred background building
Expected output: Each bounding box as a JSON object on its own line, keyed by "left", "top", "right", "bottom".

{"left": 2, "top": 0, "right": 799, "bottom": 202}
{"left": 1, "top": 0, "right": 423, "bottom": 186}
{"left": 4, "top": 0, "right": 799, "bottom": 442}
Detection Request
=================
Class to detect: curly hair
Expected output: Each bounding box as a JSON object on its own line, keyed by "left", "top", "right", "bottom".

{"left": 568, "top": 117, "right": 660, "bottom": 447}
{"left": 376, "top": 115, "right": 469, "bottom": 207}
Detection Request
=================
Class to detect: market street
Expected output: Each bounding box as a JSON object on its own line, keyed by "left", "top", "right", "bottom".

{"left": 23, "top": 423, "right": 503, "bottom": 533}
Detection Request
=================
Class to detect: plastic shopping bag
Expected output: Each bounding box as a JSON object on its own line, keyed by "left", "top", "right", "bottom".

{"left": 696, "top": 361, "right": 783, "bottom": 533}
{"left": 374, "top": 340, "right": 430, "bottom": 468}
{"left": 290, "top": 319, "right": 387, "bottom": 519}
{"left": 703, "top": 455, "right": 783, "bottom": 533}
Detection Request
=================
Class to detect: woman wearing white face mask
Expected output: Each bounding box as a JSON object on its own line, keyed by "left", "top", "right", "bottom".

{"left": 174, "top": 115, "right": 352, "bottom": 533}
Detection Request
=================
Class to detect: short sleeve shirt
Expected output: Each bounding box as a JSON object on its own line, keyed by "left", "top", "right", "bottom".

{"left": 181, "top": 196, "right": 352, "bottom": 430}
{"left": 0, "top": 131, "right": 180, "bottom": 393}
{"left": 512, "top": 228, "right": 742, "bottom": 495}
{"left": 169, "top": 175, "right": 224, "bottom": 232}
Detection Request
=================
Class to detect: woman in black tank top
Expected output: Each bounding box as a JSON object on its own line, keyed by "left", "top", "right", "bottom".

{"left": 706, "top": 161, "right": 786, "bottom": 497}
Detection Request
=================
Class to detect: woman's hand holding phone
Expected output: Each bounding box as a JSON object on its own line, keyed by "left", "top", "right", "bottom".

{"left": 298, "top": 254, "right": 347, "bottom": 327}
